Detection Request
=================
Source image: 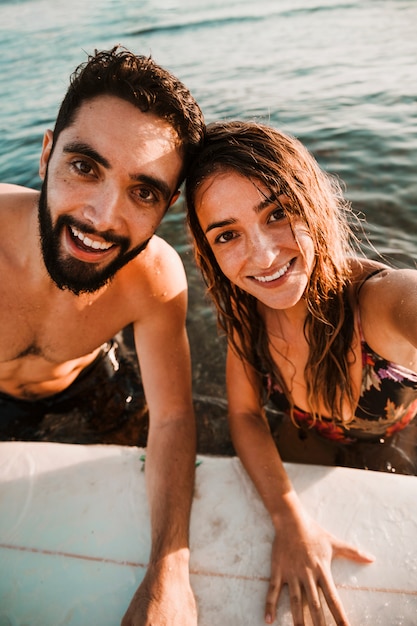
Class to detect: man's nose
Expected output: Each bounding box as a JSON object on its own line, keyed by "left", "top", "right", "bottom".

{"left": 82, "top": 184, "right": 124, "bottom": 233}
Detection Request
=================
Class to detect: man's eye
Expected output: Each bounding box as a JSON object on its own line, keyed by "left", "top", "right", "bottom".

{"left": 72, "top": 160, "right": 93, "bottom": 176}
{"left": 136, "top": 187, "right": 157, "bottom": 202}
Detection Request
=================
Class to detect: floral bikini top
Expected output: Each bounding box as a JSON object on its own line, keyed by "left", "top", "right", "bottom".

{"left": 267, "top": 275, "right": 417, "bottom": 443}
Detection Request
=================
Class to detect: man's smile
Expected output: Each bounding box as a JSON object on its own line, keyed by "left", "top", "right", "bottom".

{"left": 69, "top": 225, "right": 114, "bottom": 251}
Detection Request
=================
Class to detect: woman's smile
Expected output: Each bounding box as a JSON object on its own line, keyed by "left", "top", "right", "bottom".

{"left": 251, "top": 260, "right": 293, "bottom": 284}
{"left": 196, "top": 171, "right": 315, "bottom": 310}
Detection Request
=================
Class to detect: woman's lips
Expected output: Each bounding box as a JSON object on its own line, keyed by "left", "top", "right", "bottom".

{"left": 251, "top": 260, "right": 291, "bottom": 283}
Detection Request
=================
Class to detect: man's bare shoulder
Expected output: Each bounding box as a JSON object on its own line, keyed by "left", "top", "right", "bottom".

{"left": 131, "top": 234, "right": 184, "bottom": 276}
{"left": 0, "top": 182, "right": 38, "bottom": 196}
{"left": 116, "top": 235, "right": 188, "bottom": 316}
{"left": 0, "top": 183, "right": 38, "bottom": 214}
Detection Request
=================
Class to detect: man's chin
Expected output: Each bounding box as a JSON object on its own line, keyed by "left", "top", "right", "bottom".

{"left": 47, "top": 265, "right": 115, "bottom": 296}
{"left": 53, "top": 275, "right": 114, "bottom": 296}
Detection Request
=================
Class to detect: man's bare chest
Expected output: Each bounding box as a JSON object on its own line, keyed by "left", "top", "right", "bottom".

{"left": 0, "top": 293, "right": 129, "bottom": 399}
{"left": 0, "top": 285, "right": 126, "bottom": 364}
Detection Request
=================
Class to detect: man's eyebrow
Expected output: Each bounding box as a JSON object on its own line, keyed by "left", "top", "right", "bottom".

{"left": 130, "top": 174, "right": 172, "bottom": 202}
{"left": 63, "top": 143, "right": 173, "bottom": 201}
{"left": 63, "top": 142, "right": 110, "bottom": 168}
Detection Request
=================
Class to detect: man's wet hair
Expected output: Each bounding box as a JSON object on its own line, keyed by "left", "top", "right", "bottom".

{"left": 52, "top": 46, "right": 205, "bottom": 184}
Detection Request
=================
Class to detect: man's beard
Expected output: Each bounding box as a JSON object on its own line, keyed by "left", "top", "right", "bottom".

{"left": 37, "top": 178, "right": 151, "bottom": 296}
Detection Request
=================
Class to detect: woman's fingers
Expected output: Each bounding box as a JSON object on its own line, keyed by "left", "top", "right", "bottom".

{"left": 288, "top": 578, "right": 305, "bottom": 626}
{"left": 269, "top": 574, "right": 347, "bottom": 626}
{"left": 333, "top": 538, "right": 375, "bottom": 564}
{"left": 264, "top": 572, "right": 283, "bottom": 624}
{"left": 264, "top": 525, "right": 373, "bottom": 624}
{"left": 265, "top": 573, "right": 325, "bottom": 626}
{"left": 318, "top": 572, "right": 350, "bottom": 626}
{"left": 303, "top": 575, "right": 327, "bottom": 626}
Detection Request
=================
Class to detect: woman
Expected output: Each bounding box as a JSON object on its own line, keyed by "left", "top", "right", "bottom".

{"left": 186, "top": 121, "right": 417, "bottom": 625}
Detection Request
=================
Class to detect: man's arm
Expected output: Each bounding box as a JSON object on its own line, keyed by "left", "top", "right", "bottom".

{"left": 122, "top": 243, "right": 197, "bottom": 626}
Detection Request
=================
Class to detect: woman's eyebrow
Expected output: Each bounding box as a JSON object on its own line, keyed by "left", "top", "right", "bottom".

{"left": 254, "top": 192, "right": 278, "bottom": 213}
{"left": 205, "top": 218, "right": 236, "bottom": 234}
{"left": 204, "top": 193, "right": 278, "bottom": 234}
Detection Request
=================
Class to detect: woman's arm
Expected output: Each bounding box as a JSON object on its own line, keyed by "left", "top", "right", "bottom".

{"left": 226, "top": 345, "right": 373, "bottom": 626}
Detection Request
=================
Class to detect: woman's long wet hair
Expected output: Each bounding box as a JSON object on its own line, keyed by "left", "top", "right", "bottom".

{"left": 186, "top": 120, "right": 360, "bottom": 424}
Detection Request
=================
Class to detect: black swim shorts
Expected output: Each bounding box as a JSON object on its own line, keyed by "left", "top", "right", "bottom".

{"left": 0, "top": 328, "right": 148, "bottom": 446}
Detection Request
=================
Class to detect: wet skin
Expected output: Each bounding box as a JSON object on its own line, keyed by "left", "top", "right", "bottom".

{"left": 194, "top": 169, "right": 365, "bottom": 421}
{"left": 38, "top": 94, "right": 182, "bottom": 294}
{"left": 195, "top": 171, "right": 316, "bottom": 312}
{"left": 0, "top": 95, "right": 183, "bottom": 399}
{"left": 195, "top": 169, "right": 375, "bottom": 626}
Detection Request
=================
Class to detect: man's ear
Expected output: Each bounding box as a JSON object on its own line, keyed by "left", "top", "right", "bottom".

{"left": 168, "top": 189, "right": 181, "bottom": 208}
{"left": 39, "top": 129, "right": 54, "bottom": 180}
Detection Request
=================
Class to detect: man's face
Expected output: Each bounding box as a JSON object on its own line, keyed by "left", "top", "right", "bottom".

{"left": 38, "top": 95, "right": 183, "bottom": 295}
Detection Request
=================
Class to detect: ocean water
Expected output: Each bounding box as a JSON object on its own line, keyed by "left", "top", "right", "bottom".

{"left": 0, "top": 0, "right": 416, "bottom": 464}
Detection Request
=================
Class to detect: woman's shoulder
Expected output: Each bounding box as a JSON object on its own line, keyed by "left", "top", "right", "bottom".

{"left": 352, "top": 260, "right": 417, "bottom": 366}
{"left": 347, "top": 256, "right": 416, "bottom": 304}
{"left": 347, "top": 257, "right": 417, "bottom": 319}
{"left": 347, "top": 256, "right": 388, "bottom": 284}
{"left": 351, "top": 258, "right": 417, "bottom": 297}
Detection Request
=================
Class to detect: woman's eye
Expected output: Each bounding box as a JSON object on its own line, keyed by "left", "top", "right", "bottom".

{"left": 269, "top": 206, "right": 286, "bottom": 223}
{"left": 215, "top": 230, "right": 236, "bottom": 244}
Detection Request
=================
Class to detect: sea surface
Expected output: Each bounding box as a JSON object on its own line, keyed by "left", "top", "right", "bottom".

{"left": 0, "top": 0, "right": 416, "bottom": 467}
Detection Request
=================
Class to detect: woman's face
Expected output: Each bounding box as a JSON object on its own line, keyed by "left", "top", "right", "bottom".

{"left": 194, "top": 170, "right": 316, "bottom": 311}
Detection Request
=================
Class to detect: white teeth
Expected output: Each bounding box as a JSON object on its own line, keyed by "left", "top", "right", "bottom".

{"left": 253, "top": 261, "right": 291, "bottom": 283}
{"left": 70, "top": 226, "right": 113, "bottom": 251}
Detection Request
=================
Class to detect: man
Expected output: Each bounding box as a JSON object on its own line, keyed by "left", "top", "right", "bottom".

{"left": 0, "top": 47, "right": 205, "bottom": 625}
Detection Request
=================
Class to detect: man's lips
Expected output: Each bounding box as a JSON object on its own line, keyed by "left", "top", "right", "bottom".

{"left": 64, "top": 225, "right": 119, "bottom": 264}
{"left": 251, "top": 260, "right": 292, "bottom": 283}
{"left": 69, "top": 225, "right": 114, "bottom": 252}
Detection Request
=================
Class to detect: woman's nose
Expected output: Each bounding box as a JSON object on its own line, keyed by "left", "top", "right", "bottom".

{"left": 248, "top": 230, "right": 277, "bottom": 268}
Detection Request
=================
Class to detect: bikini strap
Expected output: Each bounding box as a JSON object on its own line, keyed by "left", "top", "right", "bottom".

{"left": 357, "top": 268, "right": 385, "bottom": 295}
{"left": 356, "top": 268, "right": 385, "bottom": 342}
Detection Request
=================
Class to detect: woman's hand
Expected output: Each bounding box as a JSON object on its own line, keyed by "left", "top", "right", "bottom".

{"left": 264, "top": 511, "right": 374, "bottom": 625}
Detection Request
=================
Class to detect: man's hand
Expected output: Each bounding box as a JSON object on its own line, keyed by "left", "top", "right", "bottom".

{"left": 121, "top": 554, "right": 197, "bottom": 626}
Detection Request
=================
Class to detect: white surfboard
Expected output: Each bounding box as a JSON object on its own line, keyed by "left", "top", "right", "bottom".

{"left": 0, "top": 442, "right": 416, "bottom": 625}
